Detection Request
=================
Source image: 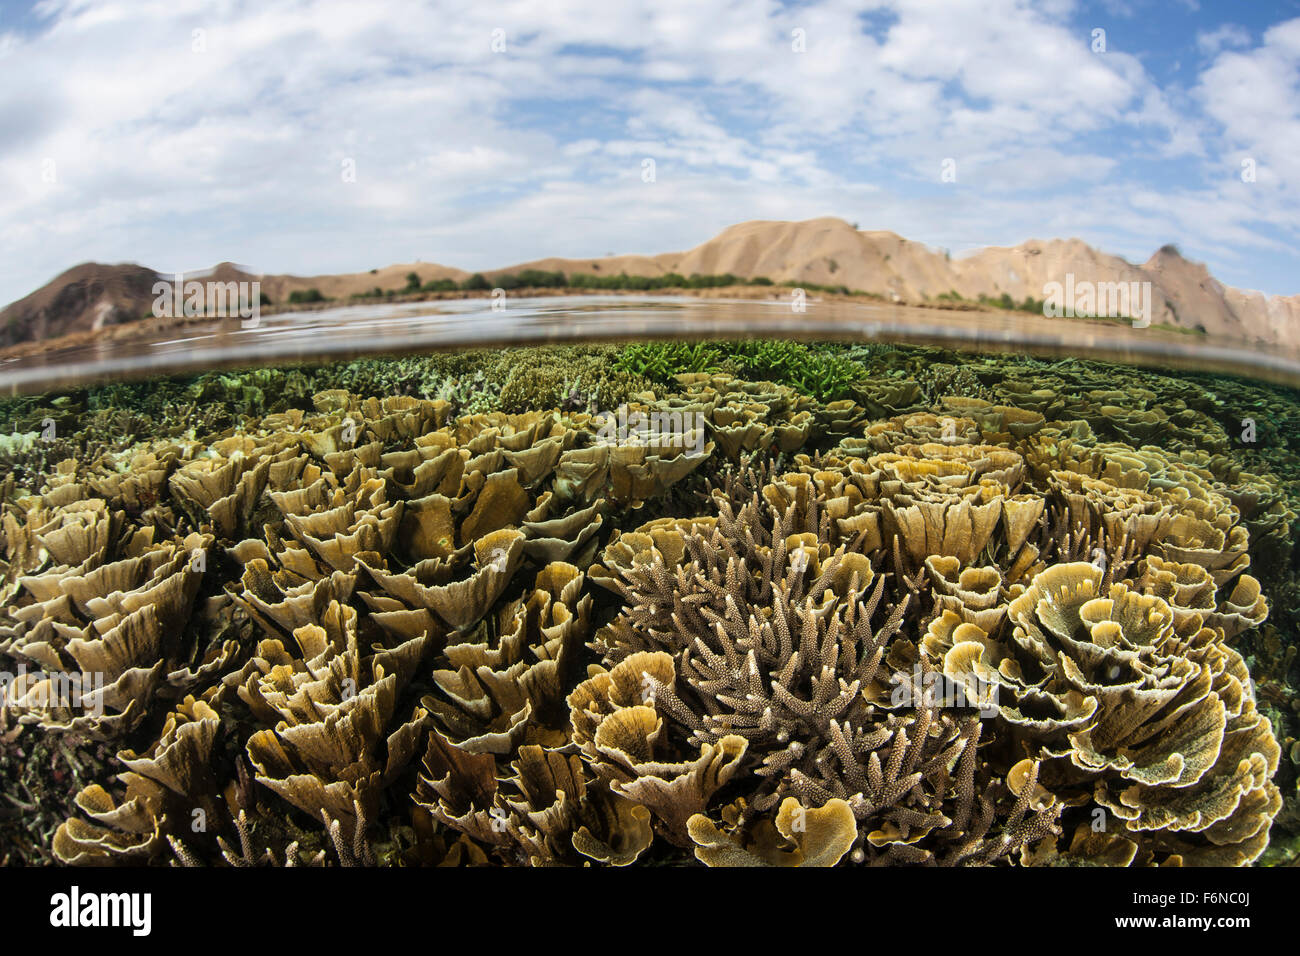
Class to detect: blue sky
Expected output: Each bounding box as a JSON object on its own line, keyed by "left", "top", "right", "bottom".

{"left": 0, "top": 0, "right": 1298, "bottom": 305}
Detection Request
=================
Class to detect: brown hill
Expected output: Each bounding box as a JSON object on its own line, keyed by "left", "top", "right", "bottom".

{"left": 485, "top": 254, "right": 671, "bottom": 282}
{"left": 256, "top": 262, "right": 468, "bottom": 304}
{"left": 3, "top": 218, "right": 1295, "bottom": 349}
{"left": 0, "top": 261, "right": 472, "bottom": 347}
{"left": 1139, "top": 246, "right": 1252, "bottom": 342}
{"left": 163, "top": 260, "right": 472, "bottom": 308}
{"left": 650, "top": 218, "right": 955, "bottom": 300}
{"left": 1225, "top": 287, "right": 1300, "bottom": 351}
{"left": 0, "top": 263, "right": 162, "bottom": 347}
{"left": 495, "top": 219, "right": 1296, "bottom": 345}
{"left": 952, "top": 238, "right": 1162, "bottom": 313}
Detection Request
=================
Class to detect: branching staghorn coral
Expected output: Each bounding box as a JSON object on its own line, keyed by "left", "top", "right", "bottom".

{"left": 589, "top": 468, "right": 1061, "bottom": 863}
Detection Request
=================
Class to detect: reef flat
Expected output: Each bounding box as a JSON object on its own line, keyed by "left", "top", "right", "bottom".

{"left": 0, "top": 341, "right": 1297, "bottom": 866}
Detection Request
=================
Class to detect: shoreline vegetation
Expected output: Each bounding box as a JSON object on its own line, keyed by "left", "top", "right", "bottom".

{"left": 0, "top": 272, "right": 1202, "bottom": 366}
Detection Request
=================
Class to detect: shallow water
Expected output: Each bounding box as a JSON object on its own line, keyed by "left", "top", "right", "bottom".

{"left": 1, "top": 307, "right": 1298, "bottom": 868}
{"left": 6, "top": 294, "right": 1300, "bottom": 396}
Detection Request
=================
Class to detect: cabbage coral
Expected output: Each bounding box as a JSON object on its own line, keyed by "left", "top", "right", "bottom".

{"left": 0, "top": 348, "right": 1290, "bottom": 867}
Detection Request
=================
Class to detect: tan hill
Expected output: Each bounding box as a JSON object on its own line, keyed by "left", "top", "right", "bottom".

{"left": 653, "top": 218, "right": 955, "bottom": 300}
{"left": 3, "top": 217, "right": 1296, "bottom": 349}
{"left": 485, "top": 254, "right": 672, "bottom": 281}
{"left": 492, "top": 219, "right": 957, "bottom": 301}
{"left": 255, "top": 262, "right": 468, "bottom": 304}
{"left": 162, "top": 260, "right": 471, "bottom": 306}
{"left": 1139, "top": 246, "right": 1256, "bottom": 344}
{"left": 951, "top": 238, "right": 1164, "bottom": 314}
{"left": 1225, "top": 287, "right": 1300, "bottom": 351}
{"left": 0, "top": 263, "right": 162, "bottom": 347}
{"left": 495, "top": 218, "right": 1296, "bottom": 346}
{"left": 0, "top": 261, "right": 470, "bottom": 347}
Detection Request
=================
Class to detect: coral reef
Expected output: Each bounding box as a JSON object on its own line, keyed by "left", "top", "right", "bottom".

{"left": 1, "top": 339, "right": 1297, "bottom": 866}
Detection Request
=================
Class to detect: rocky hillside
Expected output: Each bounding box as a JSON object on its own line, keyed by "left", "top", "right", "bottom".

{"left": 0, "top": 263, "right": 162, "bottom": 347}
{"left": 4, "top": 218, "right": 1296, "bottom": 349}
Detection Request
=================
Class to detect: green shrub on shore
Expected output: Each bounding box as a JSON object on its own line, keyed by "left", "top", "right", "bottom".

{"left": 552, "top": 271, "right": 767, "bottom": 291}
{"left": 975, "top": 292, "right": 1044, "bottom": 314}
{"left": 780, "top": 279, "right": 883, "bottom": 299}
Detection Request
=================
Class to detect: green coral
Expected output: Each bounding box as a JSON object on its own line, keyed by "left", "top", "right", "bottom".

{"left": 722, "top": 340, "right": 862, "bottom": 400}
{"left": 497, "top": 346, "right": 651, "bottom": 413}
{"left": 614, "top": 340, "right": 864, "bottom": 401}
{"left": 614, "top": 342, "right": 726, "bottom": 382}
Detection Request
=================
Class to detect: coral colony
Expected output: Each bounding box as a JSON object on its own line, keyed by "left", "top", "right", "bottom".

{"left": 0, "top": 341, "right": 1296, "bottom": 866}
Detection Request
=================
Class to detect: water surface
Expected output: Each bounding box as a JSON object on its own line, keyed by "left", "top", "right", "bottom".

{"left": 5, "top": 294, "right": 1299, "bottom": 395}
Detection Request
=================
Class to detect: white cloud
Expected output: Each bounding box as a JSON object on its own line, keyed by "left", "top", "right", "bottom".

{"left": 0, "top": 0, "right": 1296, "bottom": 303}
{"left": 1196, "top": 23, "right": 1251, "bottom": 55}
{"left": 1196, "top": 18, "right": 1300, "bottom": 206}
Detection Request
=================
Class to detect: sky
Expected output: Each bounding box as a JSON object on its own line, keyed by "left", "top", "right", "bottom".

{"left": 0, "top": 0, "right": 1298, "bottom": 306}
